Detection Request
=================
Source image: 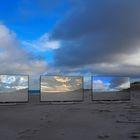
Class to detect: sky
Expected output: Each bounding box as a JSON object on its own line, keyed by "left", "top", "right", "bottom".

{"left": 130, "top": 77, "right": 140, "bottom": 83}
{"left": 0, "top": 75, "right": 28, "bottom": 92}
{"left": 0, "top": 0, "right": 140, "bottom": 90}
{"left": 41, "top": 76, "right": 82, "bottom": 92}
{"left": 92, "top": 76, "right": 130, "bottom": 92}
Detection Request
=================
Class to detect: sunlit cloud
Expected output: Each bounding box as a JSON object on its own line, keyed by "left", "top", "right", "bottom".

{"left": 54, "top": 76, "right": 71, "bottom": 82}
{"left": 41, "top": 76, "right": 82, "bottom": 92}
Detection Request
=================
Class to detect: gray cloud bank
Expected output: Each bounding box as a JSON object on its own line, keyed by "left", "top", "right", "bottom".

{"left": 109, "top": 77, "right": 129, "bottom": 89}
{"left": 50, "top": 0, "right": 140, "bottom": 75}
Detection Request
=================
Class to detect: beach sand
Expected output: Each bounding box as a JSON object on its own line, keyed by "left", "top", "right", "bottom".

{"left": 0, "top": 89, "right": 28, "bottom": 102}
{"left": 92, "top": 91, "right": 130, "bottom": 101}
{"left": 41, "top": 89, "right": 83, "bottom": 102}
{"left": 0, "top": 90, "right": 140, "bottom": 140}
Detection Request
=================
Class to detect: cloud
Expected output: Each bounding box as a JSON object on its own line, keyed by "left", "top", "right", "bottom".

{"left": 0, "top": 75, "right": 28, "bottom": 91}
{"left": 93, "top": 77, "right": 130, "bottom": 92}
{"left": 93, "top": 80, "right": 108, "bottom": 92}
{"left": 41, "top": 76, "right": 82, "bottom": 92}
{"left": 22, "top": 33, "right": 60, "bottom": 52}
{"left": 0, "top": 23, "right": 48, "bottom": 75}
{"left": 109, "top": 77, "right": 130, "bottom": 90}
{"left": 130, "top": 77, "right": 140, "bottom": 83}
{"left": 49, "top": 0, "right": 140, "bottom": 75}
{"left": 54, "top": 76, "right": 71, "bottom": 82}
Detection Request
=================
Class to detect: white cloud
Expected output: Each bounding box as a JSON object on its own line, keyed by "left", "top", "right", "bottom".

{"left": 116, "top": 81, "right": 130, "bottom": 90}
{"left": 22, "top": 33, "right": 60, "bottom": 52}
{"left": 0, "top": 23, "right": 48, "bottom": 76}
{"left": 93, "top": 80, "right": 108, "bottom": 92}
{"left": 0, "top": 75, "right": 28, "bottom": 91}
{"left": 120, "top": 48, "right": 140, "bottom": 66}
{"left": 0, "top": 24, "right": 16, "bottom": 49}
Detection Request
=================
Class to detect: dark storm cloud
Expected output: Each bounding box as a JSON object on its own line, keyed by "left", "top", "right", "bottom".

{"left": 50, "top": 0, "right": 140, "bottom": 68}
{"left": 109, "top": 77, "right": 129, "bottom": 89}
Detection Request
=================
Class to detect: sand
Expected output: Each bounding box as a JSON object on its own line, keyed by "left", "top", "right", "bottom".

{"left": 92, "top": 91, "right": 130, "bottom": 101}
{"left": 41, "top": 89, "right": 83, "bottom": 101}
{"left": 0, "top": 90, "right": 140, "bottom": 140}
{"left": 0, "top": 89, "right": 28, "bottom": 102}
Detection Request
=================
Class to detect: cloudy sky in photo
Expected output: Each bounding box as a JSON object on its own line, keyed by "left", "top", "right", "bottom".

{"left": 0, "top": 75, "right": 28, "bottom": 92}
{"left": 41, "top": 76, "right": 82, "bottom": 92}
{"left": 0, "top": 0, "right": 140, "bottom": 89}
{"left": 92, "top": 76, "right": 130, "bottom": 92}
{"left": 130, "top": 77, "right": 140, "bottom": 84}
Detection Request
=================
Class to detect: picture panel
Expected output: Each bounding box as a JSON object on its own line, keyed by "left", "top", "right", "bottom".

{"left": 0, "top": 75, "right": 29, "bottom": 103}
{"left": 40, "top": 76, "right": 83, "bottom": 102}
{"left": 92, "top": 76, "right": 130, "bottom": 101}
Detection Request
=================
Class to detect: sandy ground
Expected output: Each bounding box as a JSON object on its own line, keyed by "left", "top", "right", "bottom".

{"left": 0, "top": 90, "right": 140, "bottom": 140}
{"left": 0, "top": 89, "right": 28, "bottom": 102}
{"left": 92, "top": 91, "right": 130, "bottom": 101}
{"left": 41, "top": 89, "right": 83, "bottom": 101}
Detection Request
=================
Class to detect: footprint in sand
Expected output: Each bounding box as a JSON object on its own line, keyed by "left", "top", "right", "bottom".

{"left": 98, "top": 134, "right": 110, "bottom": 139}
{"left": 32, "top": 129, "right": 40, "bottom": 134}
{"left": 67, "top": 108, "right": 81, "bottom": 111}
{"left": 98, "top": 109, "right": 111, "bottom": 112}
{"left": 129, "top": 132, "right": 140, "bottom": 139}
{"left": 18, "top": 129, "right": 31, "bottom": 135}
{"left": 18, "top": 128, "right": 40, "bottom": 139}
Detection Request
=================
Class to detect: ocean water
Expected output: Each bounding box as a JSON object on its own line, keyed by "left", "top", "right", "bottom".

{"left": 29, "top": 90, "right": 40, "bottom": 95}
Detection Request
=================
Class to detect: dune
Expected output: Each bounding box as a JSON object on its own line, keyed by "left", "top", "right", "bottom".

{"left": 40, "top": 89, "right": 83, "bottom": 101}
{"left": 130, "top": 82, "right": 140, "bottom": 90}
{"left": 0, "top": 88, "right": 28, "bottom": 102}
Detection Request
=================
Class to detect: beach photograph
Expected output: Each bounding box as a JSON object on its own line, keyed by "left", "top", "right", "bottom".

{"left": 92, "top": 76, "right": 130, "bottom": 101}
{"left": 40, "top": 76, "right": 83, "bottom": 101}
{"left": 0, "top": 75, "right": 28, "bottom": 102}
